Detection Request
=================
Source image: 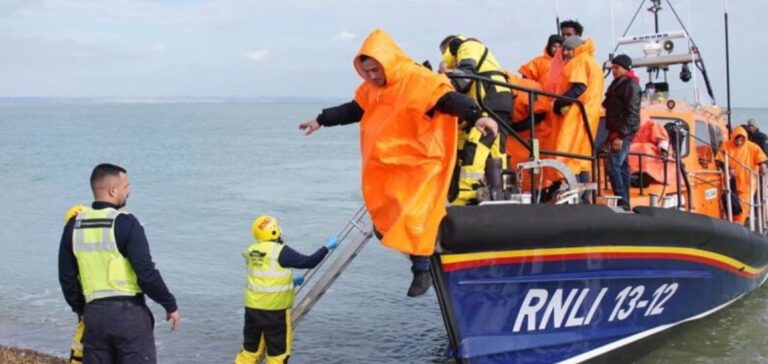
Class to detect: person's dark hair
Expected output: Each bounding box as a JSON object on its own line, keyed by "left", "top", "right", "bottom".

{"left": 440, "top": 35, "right": 459, "bottom": 51}
{"left": 560, "top": 20, "right": 584, "bottom": 36}
{"left": 90, "top": 163, "right": 127, "bottom": 190}
{"left": 359, "top": 54, "right": 371, "bottom": 62}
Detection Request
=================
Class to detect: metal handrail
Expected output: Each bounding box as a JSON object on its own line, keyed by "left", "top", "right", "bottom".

{"left": 448, "top": 73, "right": 597, "bottom": 200}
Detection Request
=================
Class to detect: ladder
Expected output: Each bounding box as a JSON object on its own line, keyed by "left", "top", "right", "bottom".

{"left": 291, "top": 204, "right": 374, "bottom": 326}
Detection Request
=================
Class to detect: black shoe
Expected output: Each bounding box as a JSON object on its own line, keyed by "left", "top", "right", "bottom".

{"left": 407, "top": 270, "right": 432, "bottom": 297}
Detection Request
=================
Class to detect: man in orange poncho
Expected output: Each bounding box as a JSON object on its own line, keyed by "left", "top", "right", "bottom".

{"left": 718, "top": 126, "right": 768, "bottom": 224}
{"left": 549, "top": 35, "right": 604, "bottom": 201}
{"left": 298, "top": 29, "right": 498, "bottom": 297}
{"left": 518, "top": 34, "right": 562, "bottom": 86}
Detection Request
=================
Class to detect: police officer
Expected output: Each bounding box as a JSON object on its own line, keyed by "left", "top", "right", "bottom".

{"left": 235, "top": 215, "right": 338, "bottom": 364}
{"left": 58, "top": 163, "right": 180, "bottom": 364}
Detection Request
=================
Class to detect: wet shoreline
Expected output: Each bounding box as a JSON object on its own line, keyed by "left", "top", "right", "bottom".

{"left": 0, "top": 346, "right": 66, "bottom": 364}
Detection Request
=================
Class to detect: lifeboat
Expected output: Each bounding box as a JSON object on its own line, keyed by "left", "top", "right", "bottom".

{"left": 431, "top": 1, "right": 768, "bottom": 363}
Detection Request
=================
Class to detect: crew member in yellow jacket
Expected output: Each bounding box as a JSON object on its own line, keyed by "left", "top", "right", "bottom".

{"left": 63, "top": 204, "right": 88, "bottom": 364}
{"left": 550, "top": 36, "right": 604, "bottom": 198}
{"left": 235, "top": 215, "right": 337, "bottom": 364}
{"left": 298, "top": 29, "right": 497, "bottom": 297}
{"left": 717, "top": 127, "right": 768, "bottom": 224}
{"left": 439, "top": 35, "right": 514, "bottom": 205}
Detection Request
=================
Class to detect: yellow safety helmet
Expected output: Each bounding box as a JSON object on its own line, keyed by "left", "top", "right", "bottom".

{"left": 64, "top": 204, "right": 87, "bottom": 223}
{"left": 252, "top": 215, "right": 282, "bottom": 242}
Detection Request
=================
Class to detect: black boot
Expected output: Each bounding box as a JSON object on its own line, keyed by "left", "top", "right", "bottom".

{"left": 407, "top": 269, "right": 432, "bottom": 297}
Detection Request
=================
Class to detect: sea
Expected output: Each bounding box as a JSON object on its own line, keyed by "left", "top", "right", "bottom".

{"left": 0, "top": 98, "right": 766, "bottom": 363}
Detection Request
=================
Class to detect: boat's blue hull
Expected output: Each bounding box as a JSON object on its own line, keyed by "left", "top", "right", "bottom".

{"left": 434, "top": 205, "right": 768, "bottom": 363}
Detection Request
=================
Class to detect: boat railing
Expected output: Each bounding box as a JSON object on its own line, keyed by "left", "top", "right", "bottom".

{"left": 447, "top": 73, "right": 598, "bottom": 200}
{"left": 599, "top": 150, "right": 675, "bottom": 197}
{"left": 615, "top": 123, "right": 768, "bottom": 233}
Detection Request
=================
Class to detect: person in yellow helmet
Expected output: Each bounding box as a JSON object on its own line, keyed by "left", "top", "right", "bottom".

{"left": 439, "top": 35, "right": 514, "bottom": 205}
{"left": 235, "top": 215, "right": 338, "bottom": 364}
{"left": 63, "top": 204, "right": 87, "bottom": 364}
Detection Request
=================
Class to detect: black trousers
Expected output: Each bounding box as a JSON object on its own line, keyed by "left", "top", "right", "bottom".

{"left": 243, "top": 307, "right": 289, "bottom": 356}
{"left": 82, "top": 298, "right": 156, "bottom": 364}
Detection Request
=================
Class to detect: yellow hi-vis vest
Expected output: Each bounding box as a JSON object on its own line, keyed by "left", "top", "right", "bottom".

{"left": 244, "top": 241, "right": 294, "bottom": 310}
{"left": 72, "top": 208, "right": 142, "bottom": 303}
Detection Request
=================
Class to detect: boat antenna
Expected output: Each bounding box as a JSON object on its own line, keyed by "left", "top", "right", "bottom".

{"left": 664, "top": 0, "right": 717, "bottom": 104}
{"left": 649, "top": 0, "right": 661, "bottom": 33}
{"left": 610, "top": 0, "right": 616, "bottom": 45}
{"left": 724, "top": 0, "right": 733, "bottom": 132}
{"left": 555, "top": 0, "right": 561, "bottom": 35}
{"left": 611, "top": 0, "right": 647, "bottom": 54}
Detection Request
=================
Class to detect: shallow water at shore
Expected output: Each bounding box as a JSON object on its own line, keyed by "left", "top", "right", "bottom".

{"left": 0, "top": 99, "right": 766, "bottom": 363}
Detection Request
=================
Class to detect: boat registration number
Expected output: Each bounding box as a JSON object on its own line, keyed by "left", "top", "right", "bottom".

{"left": 512, "top": 283, "right": 679, "bottom": 332}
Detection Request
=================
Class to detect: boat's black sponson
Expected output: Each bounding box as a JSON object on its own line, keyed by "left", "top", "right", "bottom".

{"left": 439, "top": 205, "right": 768, "bottom": 268}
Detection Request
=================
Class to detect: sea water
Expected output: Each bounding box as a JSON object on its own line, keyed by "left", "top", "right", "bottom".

{"left": 0, "top": 99, "right": 765, "bottom": 363}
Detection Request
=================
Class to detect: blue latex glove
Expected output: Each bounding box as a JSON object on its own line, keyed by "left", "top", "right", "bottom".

{"left": 324, "top": 236, "right": 339, "bottom": 250}
{"left": 293, "top": 276, "right": 305, "bottom": 287}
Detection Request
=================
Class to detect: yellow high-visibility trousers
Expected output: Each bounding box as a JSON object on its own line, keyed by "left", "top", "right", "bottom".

{"left": 453, "top": 127, "right": 507, "bottom": 205}
{"left": 69, "top": 320, "right": 84, "bottom": 364}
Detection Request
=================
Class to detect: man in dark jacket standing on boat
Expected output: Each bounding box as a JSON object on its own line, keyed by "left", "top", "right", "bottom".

{"left": 58, "top": 163, "right": 180, "bottom": 364}
{"left": 602, "top": 55, "right": 641, "bottom": 210}
{"left": 745, "top": 119, "right": 768, "bottom": 155}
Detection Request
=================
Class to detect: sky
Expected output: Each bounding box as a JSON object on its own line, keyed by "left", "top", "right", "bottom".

{"left": 0, "top": 0, "right": 765, "bottom": 107}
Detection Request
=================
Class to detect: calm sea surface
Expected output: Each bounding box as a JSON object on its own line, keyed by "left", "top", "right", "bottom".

{"left": 0, "top": 99, "right": 765, "bottom": 363}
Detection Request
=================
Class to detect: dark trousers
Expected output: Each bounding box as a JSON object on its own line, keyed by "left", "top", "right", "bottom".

{"left": 82, "top": 298, "right": 156, "bottom": 364}
{"left": 242, "top": 307, "right": 290, "bottom": 357}
{"left": 410, "top": 255, "right": 431, "bottom": 272}
{"left": 606, "top": 136, "right": 634, "bottom": 208}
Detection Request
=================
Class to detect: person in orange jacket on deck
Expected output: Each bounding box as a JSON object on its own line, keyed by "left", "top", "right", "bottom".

{"left": 518, "top": 34, "right": 562, "bottom": 87}
{"left": 298, "top": 29, "right": 498, "bottom": 297}
{"left": 717, "top": 126, "right": 768, "bottom": 224}
{"left": 550, "top": 35, "right": 604, "bottom": 201}
{"left": 503, "top": 72, "right": 553, "bottom": 190}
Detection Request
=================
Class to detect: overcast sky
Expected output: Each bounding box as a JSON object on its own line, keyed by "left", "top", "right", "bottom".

{"left": 0, "top": 0, "right": 764, "bottom": 107}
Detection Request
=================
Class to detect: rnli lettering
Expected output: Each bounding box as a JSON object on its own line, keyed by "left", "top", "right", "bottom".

{"left": 630, "top": 32, "right": 671, "bottom": 42}
{"left": 512, "top": 283, "right": 678, "bottom": 332}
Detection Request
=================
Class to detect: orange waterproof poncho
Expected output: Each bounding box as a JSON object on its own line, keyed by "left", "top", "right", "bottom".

{"left": 518, "top": 49, "right": 554, "bottom": 86}
{"left": 629, "top": 113, "right": 676, "bottom": 184}
{"left": 551, "top": 39, "right": 605, "bottom": 175}
{"left": 718, "top": 127, "right": 768, "bottom": 223}
{"left": 353, "top": 29, "right": 458, "bottom": 256}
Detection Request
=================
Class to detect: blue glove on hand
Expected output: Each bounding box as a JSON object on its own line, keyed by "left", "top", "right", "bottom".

{"left": 324, "top": 236, "right": 339, "bottom": 250}
{"left": 293, "top": 276, "right": 305, "bottom": 287}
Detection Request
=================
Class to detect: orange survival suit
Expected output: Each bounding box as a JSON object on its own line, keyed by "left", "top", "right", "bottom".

{"left": 504, "top": 72, "right": 553, "bottom": 188}
{"left": 718, "top": 126, "right": 768, "bottom": 224}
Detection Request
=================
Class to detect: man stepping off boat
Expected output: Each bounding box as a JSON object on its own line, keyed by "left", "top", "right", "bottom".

{"left": 298, "top": 29, "right": 497, "bottom": 297}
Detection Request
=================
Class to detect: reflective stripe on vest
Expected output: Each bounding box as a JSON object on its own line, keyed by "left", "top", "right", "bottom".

{"left": 244, "top": 241, "right": 294, "bottom": 310}
{"left": 72, "top": 208, "right": 142, "bottom": 303}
